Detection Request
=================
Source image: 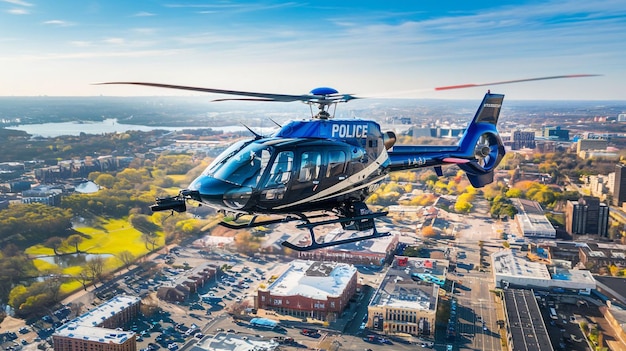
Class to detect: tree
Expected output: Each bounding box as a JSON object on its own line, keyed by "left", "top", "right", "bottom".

{"left": 45, "top": 236, "right": 64, "bottom": 255}
{"left": 65, "top": 234, "right": 84, "bottom": 253}
{"left": 141, "top": 232, "right": 159, "bottom": 251}
{"left": 421, "top": 226, "right": 436, "bottom": 237}
{"left": 85, "top": 256, "right": 105, "bottom": 285}
{"left": 117, "top": 251, "right": 135, "bottom": 269}
{"left": 233, "top": 231, "right": 262, "bottom": 254}
{"left": 455, "top": 192, "right": 475, "bottom": 213}
{"left": 94, "top": 173, "right": 116, "bottom": 188}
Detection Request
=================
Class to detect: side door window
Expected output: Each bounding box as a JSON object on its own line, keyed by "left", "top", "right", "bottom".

{"left": 326, "top": 150, "right": 346, "bottom": 179}
{"left": 298, "top": 151, "right": 322, "bottom": 183}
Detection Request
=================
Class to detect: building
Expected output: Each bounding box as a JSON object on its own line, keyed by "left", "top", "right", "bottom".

{"left": 512, "top": 199, "right": 556, "bottom": 238}
{"left": 511, "top": 130, "right": 536, "bottom": 150}
{"left": 21, "top": 186, "right": 62, "bottom": 206}
{"left": 613, "top": 164, "right": 626, "bottom": 206}
{"left": 53, "top": 295, "right": 140, "bottom": 351}
{"left": 578, "top": 242, "right": 626, "bottom": 272}
{"left": 294, "top": 230, "right": 399, "bottom": 266}
{"left": 256, "top": 260, "right": 357, "bottom": 321}
{"left": 565, "top": 196, "right": 609, "bottom": 237}
{"left": 503, "top": 289, "right": 554, "bottom": 351}
{"left": 190, "top": 332, "right": 279, "bottom": 351}
{"left": 542, "top": 126, "right": 569, "bottom": 141}
{"left": 535, "top": 140, "right": 558, "bottom": 154}
{"left": 157, "top": 262, "right": 219, "bottom": 302}
{"left": 365, "top": 257, "right": 444, "bottom": 337}
{"left": 491, "top": 250, "right": 596, "bottom": 294}
{"left": 584, "top": 175, "right": 611, "bottom": 199}
{"left": 576, "top": 139, "right": 609, "bottom": 154}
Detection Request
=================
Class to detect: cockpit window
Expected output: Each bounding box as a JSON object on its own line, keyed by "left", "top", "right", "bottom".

{"left": 298, "top": 151, "right": 321, "bottom": 182}
{"left": 210, "top": 142, "right": 271, "bottom": 187}
{"left": 203, "top": 139, "right": 252, "bottom": 176}
{"left": 267, "top": 151, "right": 293, "bottom": 186}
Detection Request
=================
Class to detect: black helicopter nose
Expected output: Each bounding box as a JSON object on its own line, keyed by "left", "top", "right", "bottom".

{"left": 188, "top": 175, "right": 253, "bottom": 210}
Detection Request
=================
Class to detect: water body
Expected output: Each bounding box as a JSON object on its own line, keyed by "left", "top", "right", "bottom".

{"left": 6, "top": 118, "right": 252, "bottom": 137}
{"left": 36, "top": 253, "right": 114, "bottom": 268}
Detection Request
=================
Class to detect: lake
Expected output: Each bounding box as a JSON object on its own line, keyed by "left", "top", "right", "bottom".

{"left": 6, "top": 118, "right": 253, "bottom": 137}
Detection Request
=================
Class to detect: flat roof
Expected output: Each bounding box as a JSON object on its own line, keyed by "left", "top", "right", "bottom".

{"left": 503, "top": 289, "right": 554, "bottom": 351}
{"left": 265, "top": 260, "right": 356, "bottom": 300}
{"left": 370, "top": 258, "right": 443, "bottom": 311}
{"left": 54, "top": 295, "right": 140, "bottom": 343}
{"left": 191, "top": 332, "right": 278, "bottom": 351}
{"left": 512, "top": 199, "right": 556, "bottom": 237}
{"left": 492, "top": 250, "right": 552, "bottom": 280}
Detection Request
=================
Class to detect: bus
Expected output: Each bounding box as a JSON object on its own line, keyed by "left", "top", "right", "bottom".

{"left": 549, "top": 307, "right": 558, "bottom": 320}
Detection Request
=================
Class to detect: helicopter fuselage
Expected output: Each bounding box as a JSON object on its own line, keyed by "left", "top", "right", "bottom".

{"left": 187, "top": 119, "right": 391, "bottom": 215}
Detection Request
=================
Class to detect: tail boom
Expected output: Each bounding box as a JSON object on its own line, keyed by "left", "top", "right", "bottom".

{"left": 387, "top": 92, "right": 505, "bottom": 187}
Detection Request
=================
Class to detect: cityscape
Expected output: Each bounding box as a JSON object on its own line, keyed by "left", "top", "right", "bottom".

{"left": 1, "top": 96, "right": 626, "bottom": 351}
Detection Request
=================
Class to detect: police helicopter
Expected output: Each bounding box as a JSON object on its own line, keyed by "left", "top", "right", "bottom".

{"left": 99, "top": 74, "right": 597, "bottom": 251}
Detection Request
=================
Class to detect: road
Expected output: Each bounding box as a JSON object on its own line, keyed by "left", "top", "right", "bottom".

{"left": 444, "top": 197, "right": 504, "bottom": 351}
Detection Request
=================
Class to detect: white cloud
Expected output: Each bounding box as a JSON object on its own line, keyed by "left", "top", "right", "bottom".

{"left": 70, "top": 41, "right": 93, "bottom": 47}
{"left": 103, "top": 38, "right": 125, "bottom": 45}
{"left": 133, "top": 11, "right": 155, "bottom": 17}
{"left": 7, "top": 8, "right": 28, "bottom": 14}
{"left": 1, "top": 0, "right": 33, "bottom": 6}
{"left": 43, "top": 20, "right": 74, "bottom": 27}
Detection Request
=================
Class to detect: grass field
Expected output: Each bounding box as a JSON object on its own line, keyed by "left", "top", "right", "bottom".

{"left": 26, "top": 218, "right": 165, "bottom": 295}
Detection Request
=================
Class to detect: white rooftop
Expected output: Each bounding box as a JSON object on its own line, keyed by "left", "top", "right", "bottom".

{"left": 265, "top": 260, "right": 356, "bottom": 300}
{"left": 54, "top": 295, "right": 139, "bottom": 343}
{"left": 54, "top": 323, "right": 134, "bottom": 344}
{"left": 492, "top": 250, "right": 552, "bottom": 280}
{"left": 369, "top": 257, "right": 443, "bottom": 312}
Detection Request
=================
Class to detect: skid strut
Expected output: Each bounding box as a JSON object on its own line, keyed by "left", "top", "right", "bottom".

{"left": 281, "top": 204, "right": 390, "bottom": 251}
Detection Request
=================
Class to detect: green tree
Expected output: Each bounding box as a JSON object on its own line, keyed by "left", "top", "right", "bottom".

{"left": 94, "top": 173, "right": 116, "bottom": 188}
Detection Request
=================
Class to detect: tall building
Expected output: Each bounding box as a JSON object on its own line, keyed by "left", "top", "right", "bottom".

{"left": 566, "top": 196, "right": 609, "bottom": 237}
{"left": 613, "top": 164, "right": 626, "bottom": 207}
{"left": 511, "top": 130, "right": 536, "bottom": 150}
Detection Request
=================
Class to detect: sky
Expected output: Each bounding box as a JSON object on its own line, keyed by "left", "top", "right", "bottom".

{"left": 0, "top": 0, "right": 625, "bottom": 100}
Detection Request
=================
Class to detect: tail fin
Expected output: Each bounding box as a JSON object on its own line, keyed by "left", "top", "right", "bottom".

{"left": 455, "top": 92, "right": 506, "bottom": 187}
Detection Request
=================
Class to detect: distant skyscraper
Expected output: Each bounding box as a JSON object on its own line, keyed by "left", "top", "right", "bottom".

{"left": 566, "top": 196, "right": 609, "bottom": 237}
{"left": 511, "top": 130, "right": 535, "bottom": 150}
{"left": 613, "top": 164, "right": 626, "bottom": 206}
{"left": 542, "top": 126, "right": 569, "bottom": 141}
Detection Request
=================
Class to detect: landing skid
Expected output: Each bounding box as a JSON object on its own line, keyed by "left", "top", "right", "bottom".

{"left": 281, "top": 211, "right": 390, "bottom": 252}
{"left": 219, "top": 213, "right": 328, "bottom": 230}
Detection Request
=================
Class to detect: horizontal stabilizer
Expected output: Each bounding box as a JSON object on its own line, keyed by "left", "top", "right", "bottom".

{"left": 466, "top": 172, "right": 494, "bottom": 188}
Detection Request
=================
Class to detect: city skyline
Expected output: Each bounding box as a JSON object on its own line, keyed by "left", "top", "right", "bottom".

{"left": 0, "top": 0, "right": 624, "bottom": 100}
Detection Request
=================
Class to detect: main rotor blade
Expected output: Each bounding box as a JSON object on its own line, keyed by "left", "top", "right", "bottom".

{"left": 434, "top": 74, "right": 601, "bottom": 91}
{"left": 95, "top": 82, "right": 313, "bottom": 102}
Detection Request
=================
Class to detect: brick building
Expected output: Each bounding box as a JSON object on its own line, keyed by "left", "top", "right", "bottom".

{"left": 256, "top": 260, "right": 357, "bottom": 321}
{"left": 53, "top": 295, "right": 140, "bottom": 351}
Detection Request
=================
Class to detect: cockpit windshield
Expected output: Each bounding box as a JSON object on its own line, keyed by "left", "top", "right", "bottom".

{"left": 208, "top": 142, "right": 272, "bottom": 187}
{"left": 203, "top": 139, "right": 252, "bottom": 177}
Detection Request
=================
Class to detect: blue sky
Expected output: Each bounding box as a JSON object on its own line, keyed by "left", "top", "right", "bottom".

{"left": 0, "top": 0, "right": 624, "bottom": 100}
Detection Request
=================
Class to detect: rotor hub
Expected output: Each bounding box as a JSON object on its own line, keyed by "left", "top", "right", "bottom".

{"left": 479, "top": 145, "right": 491, "bottom": 157}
